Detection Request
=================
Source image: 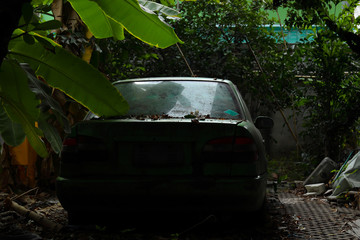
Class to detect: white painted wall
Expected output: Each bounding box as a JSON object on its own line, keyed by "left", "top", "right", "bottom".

{"left": 269, "top": 109, "right": 304, "bottom": 158}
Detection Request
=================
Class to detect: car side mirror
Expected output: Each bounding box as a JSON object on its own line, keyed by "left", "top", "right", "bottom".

{"left": 254, "top": 116, "right": 274, "bottom": 129}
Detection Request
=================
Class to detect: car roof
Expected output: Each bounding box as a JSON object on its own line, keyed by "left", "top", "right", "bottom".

{"left": 112, "top": 77, "right": 233, "bottom": 85}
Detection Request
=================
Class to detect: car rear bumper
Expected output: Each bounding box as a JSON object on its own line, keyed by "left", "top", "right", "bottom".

{"left": 57, "top": 174, "right": 267, "bottom": 216}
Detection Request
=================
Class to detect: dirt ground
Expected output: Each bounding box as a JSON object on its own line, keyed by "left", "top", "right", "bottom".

{"left": 0, "top": 188, "right": 302, "bottom": 240}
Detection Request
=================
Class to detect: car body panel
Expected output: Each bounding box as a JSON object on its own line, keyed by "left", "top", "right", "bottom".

{"left": 56, "top": 77, "right": 270, "bottom": 222}
{"left": 57, "top": 175, "right": 267, "bottom": 215}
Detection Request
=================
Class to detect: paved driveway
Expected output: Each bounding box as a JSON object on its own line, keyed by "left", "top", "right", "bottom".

{"left": 279, "top": 192, "right": 360, "bottom": 239}
{"left": 2, "top": 190, "right": 360, "bottom": 239}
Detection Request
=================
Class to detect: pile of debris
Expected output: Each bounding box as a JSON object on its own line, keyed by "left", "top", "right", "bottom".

{"left": 298, "top": 154, "right": 360, "bottom": 209}
{"left": 301, "top": 157, "right": 337, "bottom": 197}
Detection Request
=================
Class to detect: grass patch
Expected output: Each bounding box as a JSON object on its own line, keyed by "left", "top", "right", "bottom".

{"left": 268, "top": 152, "right": 311, "bottom": 181}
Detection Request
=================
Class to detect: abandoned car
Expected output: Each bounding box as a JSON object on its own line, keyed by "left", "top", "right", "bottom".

{"left": 56, "top": 77, "right": 273, "bottom": 223}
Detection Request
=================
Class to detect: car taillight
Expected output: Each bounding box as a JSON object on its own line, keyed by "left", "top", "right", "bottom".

{"left": 63, "top": 136, "right": 104, "bottom": 145}
{"left": 62, "top": 135, "right": 107, "bottom": 162}
{"left": 204, "top": 137, "right": 234, "bottom": 152}
{"left": 203, "top": 136, "right": 258, "bottom": 162}
{"left": 63, "top": 137, "right": 77, "bottom": 146}
{"left": 63, "top": 136, "right": 106, "bottom": 150}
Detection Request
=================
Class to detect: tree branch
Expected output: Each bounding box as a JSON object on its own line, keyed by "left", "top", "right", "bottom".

{"left": 324, "top": 18, "right": 360, "bottom": 57}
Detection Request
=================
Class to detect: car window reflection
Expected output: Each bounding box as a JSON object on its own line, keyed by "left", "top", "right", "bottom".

{"left": 115, "top": 80, "right": 243, "bottom": 119}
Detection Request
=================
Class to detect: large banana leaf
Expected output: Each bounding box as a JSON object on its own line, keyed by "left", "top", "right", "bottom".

{"left": 68, "top": 0, "right": 125, "bottom": 40}
{"left": 21, "top": 63, "right": 70, "bottom": 133}
{"left": 0, "top": 59, "right": 48, "bottom": 157}
{"left": 138, "top": 0, "right": 181, "bottom": 19}
{"left": 20, "top": 63, "right": 69, "bottom": 154}
{"left": 92, "top": 0, "right": 183, "bottom": 48}
{"left": 8, "top": 29, "right": 129, "bottom": 118}
{"left": 0, "top": 104, "right": 25, "bottom": 147}
{"left": 38, "top": 112, "right": 63, "bottom": 154}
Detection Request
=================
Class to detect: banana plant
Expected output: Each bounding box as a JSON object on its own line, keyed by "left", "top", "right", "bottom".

{"left": 0, "top": 0, "right": 183, "bottom": 157}
{"left": 68, "top": 0, "right": 182, "bottom": 47}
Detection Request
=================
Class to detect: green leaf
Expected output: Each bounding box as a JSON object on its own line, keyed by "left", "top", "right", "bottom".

{"left": 109, "top": 19, "right": 125, "bottom": 41}
{"left": 0, "top": 59, "right": 48, "bottom": 157}
{"left": 35, "top": 4, "right": 53, "bottom": 13}
{"left": 34, "top": 35, "right": 56, "bottom": 53}
{"left": 20, "top": 63, "right": 70, "bottom": 133}
{"left": 68, "top": 0, "right": 125, "bottom": 40}
{"left": 31, "top": 0, "right": 54, "bottom": 6}
{"left": 33, "top": 20, "right": 62, "bottom": 30}
{"left": 0, "top": 104, "right": 25, "bottom": 146}
{"left": 9, "top": 29, "right": 129, "bottom": 118}
{"left": 138, "top": 0, "right": 181, "bottom": 19}
{"left": 38, "top": 113, "right": 62, "bottom": 154}
{"left": 22, "top": 2, "right": 34, "bottom": 25}
{"left": 0, "top": 60, "right": 40, "bottom": 127}
{"left": 23, "top": 33, "right": 35, "bottom": 45}
{"left": 69, "top": 0, "right": 182, "bottom": 45}
{"left": 92, "top": 0, "right": 183, "bottom": 48}
{"left": 159, "top": 0, "right": 175, "bottom": 6}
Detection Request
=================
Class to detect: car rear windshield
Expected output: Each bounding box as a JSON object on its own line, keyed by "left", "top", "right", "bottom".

{"left": 115, "top": 80, "right": 244, "bottom": 119}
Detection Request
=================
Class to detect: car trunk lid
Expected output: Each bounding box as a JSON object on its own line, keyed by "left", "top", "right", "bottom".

{"left": 61, "top": 118, "right": 261, "bottom": 177}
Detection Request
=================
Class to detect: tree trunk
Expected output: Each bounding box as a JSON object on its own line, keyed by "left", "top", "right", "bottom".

{"left": 0, "top": 0, "right": 30, "bottom": 67}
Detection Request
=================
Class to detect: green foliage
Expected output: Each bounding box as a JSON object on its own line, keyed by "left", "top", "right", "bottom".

{"left": 68, "top": 0, "right": 125, "bottom": 41}
{"left": 268, "top": 152, "right": 309, "bottom": 181}
{"left": 96, "top": 0, "right": 360, "bottom": 163}
{"left": 281, "top": 1, "right": 360, "bottom": 161}
{"left": 170, "top": 233, "right": 180, "bottom": 240}
{"left": 138, "top": 0, "right": 181, "bottom": 19}
{"left": 22, "top": 63, "right": 70, "bottom": 133}
{"left": 93, "top": 36, "right": 160, "bottom": 81}
{"left": 91, "top": 0, "right": 183, "bottom": 48}
{"left": 0, "top": 59, "right": 47, "bottom": 157}
{"left": 165, "top": 0, "right": 298, "bottom": 113}
{"left": 103, "top": 0, "right": 297, "bottom": 118}
{"left": 283, "top": 0, "right": 360, "bottom": 57}
{"left": 21, "top": 63, "right": 70, "bottom": 154}
{"left": 9, "top": 29, "right": 129, "bottom": 118}
{"left": 0, "top": 0, "right": 183, "bottom": 157}
{"left": 0, "top": 104, "right": 25, "bottom": 147}
{"left": 31, "top": 0, "right": 53, "bottom": 6}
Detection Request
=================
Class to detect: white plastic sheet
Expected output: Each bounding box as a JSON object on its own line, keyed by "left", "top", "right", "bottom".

{"left": 332, "top": 152, "right": 360, "bottom": 196}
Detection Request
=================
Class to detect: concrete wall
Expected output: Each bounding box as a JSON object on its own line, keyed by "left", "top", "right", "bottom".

{"left": 269, "top": 109, "right": 303, "bottom": 158}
